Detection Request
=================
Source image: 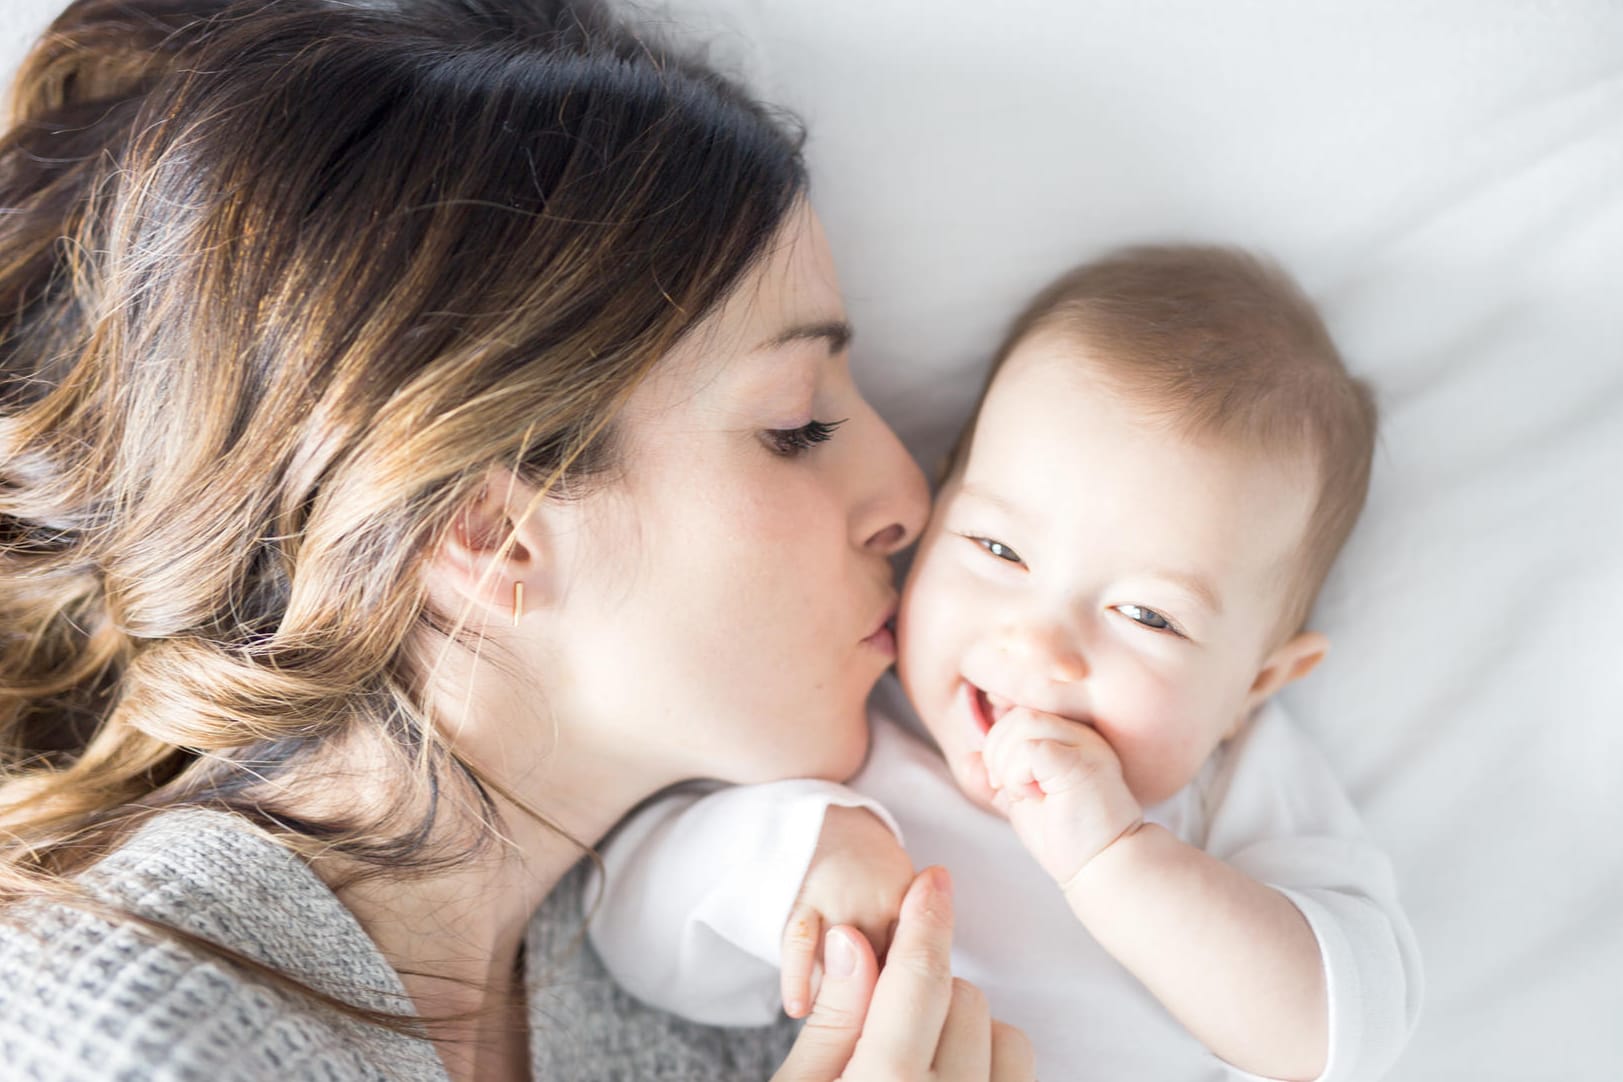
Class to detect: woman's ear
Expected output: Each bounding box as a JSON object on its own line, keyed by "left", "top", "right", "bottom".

{"left": 1242, "top": 630, "right": 1329, "bottom": 718}
{"left": 426, "top": 467, "right": 549, "bottom": 627}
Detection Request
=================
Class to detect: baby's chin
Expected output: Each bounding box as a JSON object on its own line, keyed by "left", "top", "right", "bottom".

{"left": 952, "top": 748, "right": 1005, "bottom": 817}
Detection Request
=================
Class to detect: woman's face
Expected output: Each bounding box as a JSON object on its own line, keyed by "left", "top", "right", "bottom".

{"left": 530, "top": 204, "right": 928, "bottom": 790}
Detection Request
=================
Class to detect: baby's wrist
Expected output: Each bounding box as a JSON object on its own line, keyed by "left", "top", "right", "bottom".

{"left": 1059, "top": 815, "right": 1151, "bottom": 902}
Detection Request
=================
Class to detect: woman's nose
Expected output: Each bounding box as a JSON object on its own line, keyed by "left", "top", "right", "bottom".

{"left": 864, "top": 521, "right": 909, "bottom": 553}
{"left": 854, "top": 411, "right": 930, "bottom": 557}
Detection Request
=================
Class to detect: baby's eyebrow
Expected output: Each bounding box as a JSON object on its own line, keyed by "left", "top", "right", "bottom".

{"left": 956, "top": 484, "right": 1029, "bottom": 522}
{"left": 754, "top": 319, "right": 853, "bottom": 356}
{"left": 1139, "top": 569, "right": 1224, "bottom": 616}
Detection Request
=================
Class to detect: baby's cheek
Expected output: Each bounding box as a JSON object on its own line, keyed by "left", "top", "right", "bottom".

{"left": 1090, "top": 663, "right": 1167, "bottom": 740}
{"left": 902, "top": 571, "right": 960, "bottom": 668}
{"left": 897, "top": 582, "right": 953, "bottom": 709}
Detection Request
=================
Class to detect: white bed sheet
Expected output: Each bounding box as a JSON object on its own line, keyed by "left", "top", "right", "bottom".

{"left": 4, "top": 1, "right": 1620, "bottom": 1078}
{"left": 650, "top": 4, "right": 1623, "bottom": 1077}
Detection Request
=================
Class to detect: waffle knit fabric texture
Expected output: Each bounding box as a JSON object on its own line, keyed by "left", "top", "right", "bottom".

{"left": 0, "top": 807, "right": 797, "bottom": 1080}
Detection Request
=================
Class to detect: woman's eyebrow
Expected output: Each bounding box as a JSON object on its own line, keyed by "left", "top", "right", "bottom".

{"left": 754, "top": 319, "right": 852, "bottom": 356}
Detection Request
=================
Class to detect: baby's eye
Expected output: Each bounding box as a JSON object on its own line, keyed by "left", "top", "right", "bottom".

{"left": 1116, "top": 604, "right": 1178, "bottom": 635}
{"left": 970, "top": 536, "right": 1025, "bottom": 566}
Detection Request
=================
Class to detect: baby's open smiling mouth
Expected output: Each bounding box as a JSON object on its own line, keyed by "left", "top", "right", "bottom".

{"left": 965, "top": 679, "right": 1093, "bottom": 737}
{"left": 969, "top": 683, "right": 1007, "bottom": 735}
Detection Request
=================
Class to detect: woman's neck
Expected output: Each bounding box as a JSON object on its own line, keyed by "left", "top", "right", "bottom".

{"left": 287, "top": 729, "right": 660, "bottom": 1081}
{"left": 283, "top": 622, "right": 682, "bottom": 1079}
{"left": 325, "top": 796, "right": 573, "bottom": 1082}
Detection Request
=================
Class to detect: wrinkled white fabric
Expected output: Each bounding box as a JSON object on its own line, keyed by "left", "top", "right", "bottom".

{"left": 594, "top": 686, "right": 1422, "bottom": 1081}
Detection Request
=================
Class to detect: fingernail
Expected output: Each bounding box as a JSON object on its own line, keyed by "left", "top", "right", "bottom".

{"left": 911, "top": 866, "right": 952, "bottom": 917}
{"left": 825, "top": 929, "right": 856, "bottom": 978}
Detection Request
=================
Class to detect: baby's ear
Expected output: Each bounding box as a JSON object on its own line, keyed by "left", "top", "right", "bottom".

{"left": 1242, "top": 630, "right": 1329, "bottom": 719}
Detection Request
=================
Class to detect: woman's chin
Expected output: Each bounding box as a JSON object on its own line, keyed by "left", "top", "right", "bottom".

{"left": 744, "top": 723, "right": 871, "bottom": 785}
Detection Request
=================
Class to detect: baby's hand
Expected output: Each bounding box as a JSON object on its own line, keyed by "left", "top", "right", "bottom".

{"left": 982, "top": 707, "right": 1144, "bottom": 888}
{"left": 779, "top": 805, "right": 914, "bottom": 1019}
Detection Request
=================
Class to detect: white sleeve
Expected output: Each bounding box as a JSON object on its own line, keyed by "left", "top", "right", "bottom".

{"left": 1201, "top": 705, "right": 1425, "bottom": 1082}
{"left": 587, "top": 779, "right": 902, "bottom": 1027}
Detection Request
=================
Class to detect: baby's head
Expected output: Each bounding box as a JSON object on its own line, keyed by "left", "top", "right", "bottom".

{"left": 896, "top": 245, "right": 1376, "bottom": 810}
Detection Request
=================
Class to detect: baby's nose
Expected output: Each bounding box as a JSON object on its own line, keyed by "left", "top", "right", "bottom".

{"left": 996, "top": 624, "right": 1089, "bottom": 684}
{"left": 1047, "top": 651, "right": 1089, "bottom": 683}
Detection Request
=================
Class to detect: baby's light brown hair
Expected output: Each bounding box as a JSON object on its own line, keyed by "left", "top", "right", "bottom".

{"left": 951, "top": 244, "right": 1377, "bottom": 641}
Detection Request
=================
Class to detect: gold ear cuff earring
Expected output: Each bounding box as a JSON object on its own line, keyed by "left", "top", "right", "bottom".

{"left": 512, "top": 581, "right": 524, "bottom": 627}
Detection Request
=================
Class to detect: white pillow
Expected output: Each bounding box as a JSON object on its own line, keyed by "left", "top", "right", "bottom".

{"left": 660, "top": 1, "right": 1623, "bottom": 1076}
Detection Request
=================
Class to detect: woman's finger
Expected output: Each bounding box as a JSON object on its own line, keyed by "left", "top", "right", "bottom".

{"left": 930, "top": 977, "right": 991, "bottom": 1078}
{"left": 770, "top": 926, "right": 878, "bottom": 1082}
{"left": 848, "top": 865, "right": 956, "bottom": 1071}
{"left": 989, "top": 1019, "right": 1037, "bottom": 1081}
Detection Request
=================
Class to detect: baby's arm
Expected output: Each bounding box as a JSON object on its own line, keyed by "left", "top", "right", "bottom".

{"left": 591, "top": 779, "right": 908, "bottom": 1026}
{"left": 983, "top": 708, "right": 1328, "bottom": 1081}
{"left": 779, "top": 804, "right": 914, "bottom": 1017}
{"left": 1066, "top": 823, "right": 1328, "bottom": 1080}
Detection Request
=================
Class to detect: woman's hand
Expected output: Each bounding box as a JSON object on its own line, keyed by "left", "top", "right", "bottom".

{"left": 772, "top": 866, "right": 1035, "bottom": 1082}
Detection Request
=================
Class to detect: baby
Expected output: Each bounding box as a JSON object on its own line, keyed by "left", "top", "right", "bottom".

{"left": 590, "top": 246, "right": 1422, "bottom": 1081}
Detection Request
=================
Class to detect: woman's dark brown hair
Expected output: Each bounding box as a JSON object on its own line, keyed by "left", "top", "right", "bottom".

{"left": 0, "top": 0, "right": 806, "bottom": 1029}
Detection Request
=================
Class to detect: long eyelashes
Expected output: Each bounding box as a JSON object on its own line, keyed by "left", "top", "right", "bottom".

{"left": 765, "top": 418, "right": 847, "bottom": 457}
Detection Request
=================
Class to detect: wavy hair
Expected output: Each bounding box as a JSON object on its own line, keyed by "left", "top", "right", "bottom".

{"left": 0, "top": 0, "right": 805, "bottom": 1028}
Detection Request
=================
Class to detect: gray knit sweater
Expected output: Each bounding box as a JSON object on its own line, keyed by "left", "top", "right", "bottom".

{"left": 0, "top": 808, "right": 798, "bottom": 1080}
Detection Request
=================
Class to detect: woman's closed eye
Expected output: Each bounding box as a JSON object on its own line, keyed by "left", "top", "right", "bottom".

{"left": 764, "top": 418, "right": 846, "bottom": 457}
{"left": 967, "top": 535, "right": 1025, "bottom": 567}
{"left": 1115, "top": 604, "right": 1182, "bottom": 637}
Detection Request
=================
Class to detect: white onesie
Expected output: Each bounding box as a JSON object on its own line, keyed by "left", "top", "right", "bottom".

{"left": 590, "top": 677, "right": 1422, "bottom": 1081}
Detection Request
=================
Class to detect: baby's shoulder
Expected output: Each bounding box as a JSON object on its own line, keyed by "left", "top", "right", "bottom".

{"left": 1194, "top": 701, "right": 1373, "bottom": 858}
{"left": 1205, "top": 701, "right": 1328, "bottom": 791}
